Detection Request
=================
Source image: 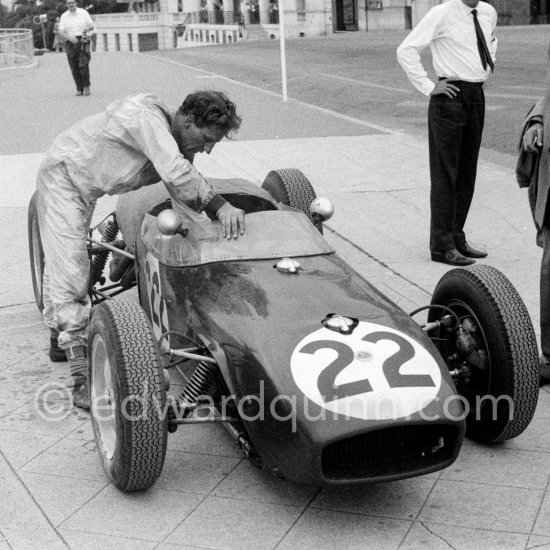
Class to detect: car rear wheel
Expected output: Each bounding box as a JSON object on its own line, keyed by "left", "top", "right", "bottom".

{"left": 261, "top": 168, "right": 323, "bottom": 234}
{"left": 89, "top": 299, "right": 167, "bottom": 492}
{"left": 429, "top": 264, "right": 539, "bottom": 443}
{"left": 28, "top": 192, "right": 44, "bottom": 312}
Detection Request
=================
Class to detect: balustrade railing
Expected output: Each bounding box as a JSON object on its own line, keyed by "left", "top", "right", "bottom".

{"left": 0, "top": 29, "right": 34, "bottom": 69}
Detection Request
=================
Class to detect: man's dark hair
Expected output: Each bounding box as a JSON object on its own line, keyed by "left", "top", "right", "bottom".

{"left": 179, "top": 90, "right": 241, "bottom": 138}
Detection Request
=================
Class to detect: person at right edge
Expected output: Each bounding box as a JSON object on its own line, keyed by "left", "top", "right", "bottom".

{"left": 397, "top": 0, "right": 497, "bottom": 266}
{"left": 519, "top": 43, "right": 550, "bottom": 384}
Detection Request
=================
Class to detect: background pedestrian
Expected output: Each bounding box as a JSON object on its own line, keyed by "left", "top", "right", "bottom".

{"left": 58, "top": 0, "right": 95, "bottom": 96}
{"left": 52, "top": 16, "right": 64, "bottom": 52}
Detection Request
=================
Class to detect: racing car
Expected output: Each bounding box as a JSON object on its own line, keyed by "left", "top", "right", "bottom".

{"left": 28, "top": 169, "right": 540, "bottom": 492}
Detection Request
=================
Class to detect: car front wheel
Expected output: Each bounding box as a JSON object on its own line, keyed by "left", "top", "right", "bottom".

{"left": 261, "top": 168, "right": 323, "bottom": 234}
{"left": 28, "top": 192, "right": 44, "bottom": 312}
{"left": 429, "top": 264, "right": 539, "bottom": 443}
{"left": 89, "top": 299, "right": 168, "bottom": 492}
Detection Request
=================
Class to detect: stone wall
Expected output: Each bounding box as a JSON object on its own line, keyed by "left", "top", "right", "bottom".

{"left": 488, "top": 0, "right": 530, "bottom": 25}
{"left": 408, "top": 0, "right": 536, "bottom": 27}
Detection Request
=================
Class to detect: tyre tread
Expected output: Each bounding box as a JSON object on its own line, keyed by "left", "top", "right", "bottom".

{"left": 261, "top": 168, "right": 322, "bottom": 233}
{"left": 91, "top": 299, "right": 167, "bottom": 492}
{"left": 28, "top": 192, "right": 44, "bottom": 312}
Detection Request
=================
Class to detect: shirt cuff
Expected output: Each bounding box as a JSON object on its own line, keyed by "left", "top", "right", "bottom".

{"left": 527, "top": 115, "right": 543, "bottom": 126}
{"left": 423, "top": 80, "right": 435, "bottom": 96}
{"left": 204, "top": 194, "right": 228, "bottom": 217}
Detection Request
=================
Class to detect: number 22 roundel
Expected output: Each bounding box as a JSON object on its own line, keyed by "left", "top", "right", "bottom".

{"left": 290, "top": 321, "right": 442, "bottom": 420}
{"left": 145, "top": 253, "right": 169, "bottom": 350}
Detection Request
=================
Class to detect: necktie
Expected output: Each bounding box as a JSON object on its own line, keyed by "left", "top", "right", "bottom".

{"left": 472, "top": 9, "right": 494, "bottom": 72}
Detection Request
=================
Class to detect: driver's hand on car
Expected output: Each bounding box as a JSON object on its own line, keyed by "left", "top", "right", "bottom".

{"left": 216, "top": 203, "right": 245, "bottom": 239}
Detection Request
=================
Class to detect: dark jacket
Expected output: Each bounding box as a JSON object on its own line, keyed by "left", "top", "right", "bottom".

{"left": 516, "top": 93, "right": 550, "bottom": 243}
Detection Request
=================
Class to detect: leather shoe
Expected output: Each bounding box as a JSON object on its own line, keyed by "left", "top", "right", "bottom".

{"left": 456, "top": 242, "right": 487, "bottom": 259}
{"left": 49, "top": 338, "right": 67, "bottom": 362}
{"left": 83, "top": 87, "right": 90, "bottom": 96}
{"left": 431, "top": 249, "right": 476, "bottom": 266}
{"left": 72, "top": 375, "right": 90, "bottom": 411}
{"left": 76, "top": 90, "right": 83, "bottom": 96}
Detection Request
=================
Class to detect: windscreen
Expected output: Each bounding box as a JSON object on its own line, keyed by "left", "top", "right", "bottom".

{"left": 140, "top": 207, "right": 334, "bottom": 267}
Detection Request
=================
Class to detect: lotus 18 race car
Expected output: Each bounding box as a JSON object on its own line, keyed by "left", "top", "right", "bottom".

{"left": 28, "top": 169, "right": 540, "bottom": 492}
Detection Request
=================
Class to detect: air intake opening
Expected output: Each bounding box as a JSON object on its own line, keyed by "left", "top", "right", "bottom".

{"left": 322, "top": 424, "right": 458, "bottom": 480}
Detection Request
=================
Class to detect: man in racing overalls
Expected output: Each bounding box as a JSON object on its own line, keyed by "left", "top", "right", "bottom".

{"left": 36, "top": 91, "right": 245, "bottom": 409}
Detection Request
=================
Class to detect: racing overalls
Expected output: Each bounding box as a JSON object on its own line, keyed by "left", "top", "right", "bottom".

{"left": 36, "top": 93, "right": 225, "bottom": 349}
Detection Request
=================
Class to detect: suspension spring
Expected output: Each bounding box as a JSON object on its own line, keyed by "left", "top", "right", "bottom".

{"left": 179, "top": 360, "right": 218, "bottom": 405}
{"left": 91, "top": 217, "right": 119, "bottom": 285}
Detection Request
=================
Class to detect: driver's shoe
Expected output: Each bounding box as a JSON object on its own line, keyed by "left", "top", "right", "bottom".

{"left": 49, "top": 330, "right": 67, "bottom": 362}
{"left": 72, "top": 374, "right": 90, "bottom": 411}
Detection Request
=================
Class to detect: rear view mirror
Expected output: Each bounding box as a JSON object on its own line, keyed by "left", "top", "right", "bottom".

{"left": 310, "top": 197, "right": 334, "bottom": 223}
{"left": 157, "top": 209, "right": 188, "bottom": 237}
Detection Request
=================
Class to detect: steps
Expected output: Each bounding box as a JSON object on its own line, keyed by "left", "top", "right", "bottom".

{"left": 244, "top": 24, "right": 274, "bottom": 41}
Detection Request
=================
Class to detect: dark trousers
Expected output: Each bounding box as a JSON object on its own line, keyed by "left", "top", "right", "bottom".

{"left": 541, "top": 226, "right": 550, "bottom": 367}
{"left": 428, "top": 82, "right": 485, "bottom": 252}
{"left": 65, "top": 41, "right": 91, "bottom": 92}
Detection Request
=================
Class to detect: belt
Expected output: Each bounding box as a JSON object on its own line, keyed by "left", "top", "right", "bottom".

{"left": 438, "top": 77, "right": 484, "bottom": 87}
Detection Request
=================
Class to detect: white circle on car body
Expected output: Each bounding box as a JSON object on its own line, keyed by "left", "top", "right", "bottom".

{"left": 290, "top": 321, "right": 442, "bottom": 420}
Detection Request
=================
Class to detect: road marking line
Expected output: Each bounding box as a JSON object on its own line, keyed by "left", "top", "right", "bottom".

{"left": 502, "top": 85, "right": 548, "bottom": 91}
{"left": 397, "top": 100, "right": 428, "bottom": 108}
{"left": 485, "top": 92, "right": 542, "bottom": 100}
{"left": 144, "top": 53, "right": 402, "bottom": 135}
{"left": 318, "top": 73, "right": 414, "bottom": 94}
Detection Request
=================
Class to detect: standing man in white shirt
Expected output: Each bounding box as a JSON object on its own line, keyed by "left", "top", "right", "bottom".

{"left": 58, "top": 0, "right": 95, "bottom": 96}
{"left": 397, "top": 0, "right": 497, "bottom": 266}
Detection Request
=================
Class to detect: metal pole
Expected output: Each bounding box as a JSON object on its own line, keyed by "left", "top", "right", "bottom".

{"left": 41, "top": 21, "right": 47, "bottom": 49}
{"left": 278, "top": 0, "right": 287, "bottom": 101}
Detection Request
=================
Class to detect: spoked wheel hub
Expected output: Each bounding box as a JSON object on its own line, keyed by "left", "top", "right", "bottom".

{"left": 444, "top": 300, "right": 490, "bottom": 406}
{"left": 91, "top": 335, "right": 117, "bottom": 461}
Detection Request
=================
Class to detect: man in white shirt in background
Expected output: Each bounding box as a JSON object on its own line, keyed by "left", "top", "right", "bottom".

{"left": 58, "top": 0, "right": 95, "bottom": 96}
{"left": 397, "top": 0, "right": 497, "bottom": 266}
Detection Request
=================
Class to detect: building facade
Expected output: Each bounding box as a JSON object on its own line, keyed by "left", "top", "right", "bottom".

{"left": 92, "top": 0, "right": 550, "bottom": 53}
{"left": 492, "top": 0, "right": 550, "bottom": 25}
{"left": 93, "top": 0, "right": 420, "bottom": 52}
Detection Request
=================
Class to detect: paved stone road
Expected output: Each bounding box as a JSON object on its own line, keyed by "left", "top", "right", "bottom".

{"left": 0, "top": 38, "right": 549, "bottom": 549}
